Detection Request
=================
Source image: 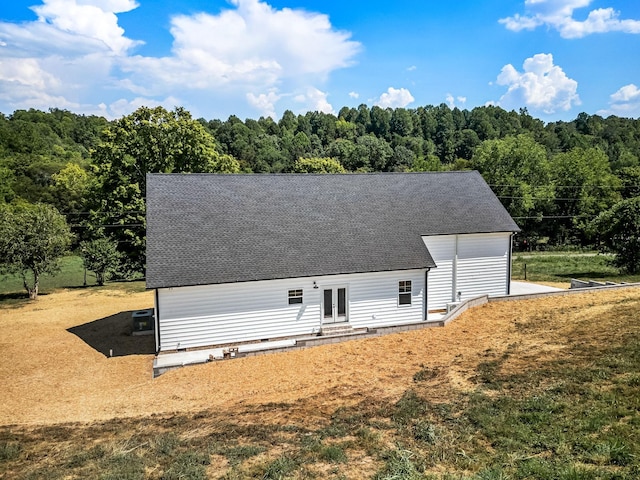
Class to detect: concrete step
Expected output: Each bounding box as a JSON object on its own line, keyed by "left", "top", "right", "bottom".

{"left": 319, "top": 324, "right": 354, "bottom": 336}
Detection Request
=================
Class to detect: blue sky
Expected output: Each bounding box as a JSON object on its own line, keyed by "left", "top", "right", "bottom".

{"left": 1, "top": 0, "right": 639, "bottom": 121}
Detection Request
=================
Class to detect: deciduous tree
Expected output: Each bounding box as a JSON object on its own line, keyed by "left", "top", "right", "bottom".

{"left": 90, "top": 106, "right": 240, "bottom": 274}
{"left": 472, "top": 134, "right": 554, "bottom": 237}
{"left": 588, "top": 197, "right": 640, "bottom": 274}
{"left": 0, "top": 202, "right": 72, "bottom": 299}
{"left": 79, "top": 237, "right": 121, "bottom": 286}
{"left": 292, "top": 157, "right": 346, "bottom": 173}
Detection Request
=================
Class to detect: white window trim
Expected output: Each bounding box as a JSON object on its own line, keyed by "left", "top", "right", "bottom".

{"left": 398, "top": 280, "right": 412, "bottom": 307}
{"left": 288, "top": 289, "right": 303, "bottom": 305}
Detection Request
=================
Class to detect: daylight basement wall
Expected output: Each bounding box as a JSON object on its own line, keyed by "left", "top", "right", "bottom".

{"left": 155, "top": 269, "right": 426, "bottom": 352}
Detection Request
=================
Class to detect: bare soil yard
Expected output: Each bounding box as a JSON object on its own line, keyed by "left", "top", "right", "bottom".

{"left": 0, "top": 285, "right": 637, "bottom": 428}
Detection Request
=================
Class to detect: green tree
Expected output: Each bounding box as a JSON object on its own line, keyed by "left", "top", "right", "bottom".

{"left": 411, "top": 154, "right": 442, "bottom": 172}
{"left": 346, "top": 134, "right": 393, "bottom": 171}
{"left": 91, "top": 106, "right": 240, "bottom": 274}
{"left": 618, "top": 166, "right": 640, "bottom": 199}
{"left": 550, "top": 147, "right": 620, "bottom": 243}
{"left": 50, "top": 162, "right": 91, "bottom": 212}
{"left": 292, "top": 157, "right": 346, "bottom": 173}
{"left": 335, "top": 119, "right": 357, "bottom": 141}
{"left": 472, "top": 134, "right": 554, "bottom": 236}
{"left": 0, "top": 202, "right": 72, "bottom": 299}
{"left": 588, "top": 197, "right": 640, "bottom": 273}
{"left": 0, "top": 166, "right": 15, "bottom": 202}
{"left": 79, "top": 237, "right": 121, "bottom": 286}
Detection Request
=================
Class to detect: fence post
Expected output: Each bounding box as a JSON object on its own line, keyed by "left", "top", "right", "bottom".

{"left": 524, "top": 263, "right": 527, "bottom": 280}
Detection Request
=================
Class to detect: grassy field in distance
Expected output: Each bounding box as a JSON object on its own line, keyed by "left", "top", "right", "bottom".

{"left": 512, "top": 251, "right": 640, "bottom": 285}
{"left": 0, "top": 255, "right": 146, "bottom": 301}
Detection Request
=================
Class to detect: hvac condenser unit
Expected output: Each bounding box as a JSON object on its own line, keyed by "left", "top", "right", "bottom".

{"left": 132, "top": 308, "right": 154, "bottom": 335}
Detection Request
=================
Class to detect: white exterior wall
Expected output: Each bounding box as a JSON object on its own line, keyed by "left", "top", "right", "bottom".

{"left": 422, "top": 235, "right": 455, "bottom": 312}
{"left": 457, "top": 233, "right": 511, "bottom": 300}
{"left": 423, "top": 232, "right": 512, "bottom": 311}
{"left": 156, "top": 269, "right": 425, "bottom": 351}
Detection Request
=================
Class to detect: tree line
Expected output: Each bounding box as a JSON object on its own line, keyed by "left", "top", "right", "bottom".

{"left": 1, "top": 105, "right": 639, "bottom": 298}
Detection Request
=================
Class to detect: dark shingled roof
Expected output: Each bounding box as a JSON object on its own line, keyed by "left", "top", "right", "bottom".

{"left": 146, "top": 171, "right": 520, "bottom": 289}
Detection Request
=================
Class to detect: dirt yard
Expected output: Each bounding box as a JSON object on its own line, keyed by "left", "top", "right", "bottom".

{"left": 1, "top": 285, "right": 638, "bottom": 428}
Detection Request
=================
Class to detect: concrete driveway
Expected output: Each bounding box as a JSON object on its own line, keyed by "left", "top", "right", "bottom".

{"left": 510, "top": 281, "right": 565, "bottom": 295}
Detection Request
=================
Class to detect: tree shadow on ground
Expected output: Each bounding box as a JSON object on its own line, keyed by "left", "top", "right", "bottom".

{"left": 68, "top": 310, "right": 156, "bottom": 357}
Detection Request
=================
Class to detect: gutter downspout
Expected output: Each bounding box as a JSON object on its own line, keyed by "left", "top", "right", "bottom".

{"left": 154, "top": 289, "right": 161, "bottom": 354}
{"left": 507, "top": 233, "right": 515, "bottom": 295}
{"left": 424, "top": 268, "right": 429, "bottom": 320}
{"left": 452, "top": 235, "right": 459, "bottom": 303}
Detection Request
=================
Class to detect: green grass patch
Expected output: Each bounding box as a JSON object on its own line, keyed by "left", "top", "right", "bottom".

{"left": 512, "top": 251, "right": 640, "bottom": 284}
{"left": 0, "top": 255, "right": 87, "bottom": 295}
{"left": 0, "top": 255, "right": 146, "bottom": 302}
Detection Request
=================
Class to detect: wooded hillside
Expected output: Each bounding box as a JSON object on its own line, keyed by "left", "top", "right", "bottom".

{"left": 1, "top": 105, "right": 639, "bottom": 282}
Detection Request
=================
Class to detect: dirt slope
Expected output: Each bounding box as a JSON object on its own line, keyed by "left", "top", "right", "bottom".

{"left": 1, "top": 286, "right": 638, "bottom": 427}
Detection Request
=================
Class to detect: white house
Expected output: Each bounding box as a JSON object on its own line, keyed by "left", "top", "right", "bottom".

{"left": 146, "top": 171, "right": 520, "bottom": 353}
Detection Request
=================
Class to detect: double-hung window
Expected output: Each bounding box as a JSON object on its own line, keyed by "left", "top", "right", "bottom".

{"left": 288, "top": 289, "right": 303, "bottom": 305}
{"left": 398, "top": 281, "right": 412, "bottom": 306}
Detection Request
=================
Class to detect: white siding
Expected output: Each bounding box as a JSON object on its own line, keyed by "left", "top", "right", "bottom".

{"left": 156, "top": 269, "right": 426, "bottom": 351}
{"left": 457, "top": 233, "right": 510, "bottom": 300}
{"left": 346, "top": 270, "right": 425, "bottom": 330}
{"left": 422, "top": 235, "right": 455, "bottom": 311}
{"left": 423, "top": 232, "right": 512, "bottom": 311}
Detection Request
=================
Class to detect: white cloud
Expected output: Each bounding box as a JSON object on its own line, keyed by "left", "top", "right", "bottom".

{"left": 122, "top": 0, "right": 360, "bottom": 93}
{"left": 500, "top": 0, "right": 640, "bottom": 38}
{"left": 104, "top": 96, "right": 182, "bottom": 119}
{"left": 446, "top": 94, "right": 467, "bottom": 108}
{"left": 31, "top": 0, "right": 141, "bottom": 54}
{"left": 294, "top": 87, "right": 334, "bottom": 114}
{"left": 597, "top": 84, "right": 640, "bottom": 117}
{"left": 406, "top": 65, "right": 417, "bottom": 72}
{"left": 0, "top": 0, "right": 360, "bottom": 119}
{"left": 374, "top": 87, "right": 414, "bottom": 109}
{"left": 247, "top": 91, "right": 281, "bottom": 118}
{"left": 496, "top": 53, "right": 580, "bottom": 114}
{"left": 610, "top": 84, "right": 640, "bottom": 103}
{"left": 349, "top": 91, "right": 359, "bottom": 99}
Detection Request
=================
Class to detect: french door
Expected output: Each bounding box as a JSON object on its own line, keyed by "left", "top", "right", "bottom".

{"left": 322, "top": 287, "right": 347, "bottom": 324}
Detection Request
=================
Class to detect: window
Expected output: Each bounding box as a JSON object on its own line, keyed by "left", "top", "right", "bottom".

{"left": 288, "top": 289, "right": 303, "bottom": 304}
{"left": 398, "top": 281, "right": 412, "bottom": 306}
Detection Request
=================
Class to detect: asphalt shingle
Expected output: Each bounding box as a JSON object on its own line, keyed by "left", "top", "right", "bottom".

{"left": 146, "top": 171, "right": 520, "bottom": 289}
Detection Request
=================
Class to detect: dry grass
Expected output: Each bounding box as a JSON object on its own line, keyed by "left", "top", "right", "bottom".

{"left": 0, "top": 286, "right": 637, "bottom": 428}
{"left": 2, "top": 286, "right": 640, "bottom": 478}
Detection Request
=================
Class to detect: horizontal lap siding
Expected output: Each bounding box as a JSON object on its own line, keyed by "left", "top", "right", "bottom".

{"left": 158, "top": 278, "right": 321, "bottom": 351}
{"left": 347, "top": 270, "right": 425, "bottom": 329}
{"left": 423, "top": 233, "right": 512, "bottom": 310}
{"left": 157, "top": 269, "right": 426, "bottom": 351}
{"left": 422, "top": 235, "right": 455, "bottom": 311}
{"left": 457, "top": 233, "right": 510, "bottom": 300}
